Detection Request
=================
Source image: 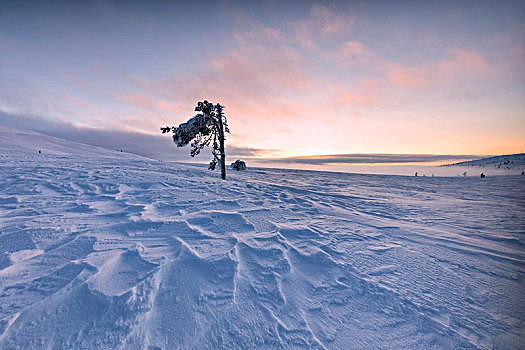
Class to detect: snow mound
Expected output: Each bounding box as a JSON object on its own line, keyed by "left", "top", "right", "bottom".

{"left": 0, "top": 124, "right": 524, "bottom": 349}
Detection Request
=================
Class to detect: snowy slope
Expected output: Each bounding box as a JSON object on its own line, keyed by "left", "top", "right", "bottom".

{"left": 0, "top": 124, "right": 524, "bottom": 349}
{"left": 444, "top": 153, "right": 525, "bottom": 173}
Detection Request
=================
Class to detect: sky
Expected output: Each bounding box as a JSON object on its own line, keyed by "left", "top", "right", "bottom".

{"left": 0, "top": 0, "right": 524, "bottom": 168}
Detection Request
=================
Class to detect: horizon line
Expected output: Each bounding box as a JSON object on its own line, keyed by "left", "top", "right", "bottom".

{"left": 245, "top": 153, "right": 488, "bottom": 166}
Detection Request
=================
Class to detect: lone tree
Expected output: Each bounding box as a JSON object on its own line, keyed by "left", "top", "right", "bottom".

{"left": 161, "top": 100, "right": 230, "bottom": 180}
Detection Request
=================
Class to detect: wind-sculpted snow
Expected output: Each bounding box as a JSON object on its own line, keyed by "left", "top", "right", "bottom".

{"left": 0, "top": 124, "right": 524, "bottom": 349}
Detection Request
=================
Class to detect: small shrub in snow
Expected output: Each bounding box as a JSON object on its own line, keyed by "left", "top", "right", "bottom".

{"left": 231, "top": 159, "right": 246, "bottom": 171}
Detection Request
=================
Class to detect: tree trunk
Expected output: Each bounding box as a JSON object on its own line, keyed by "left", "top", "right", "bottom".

{"left": 217, "top": 113, "right": 226, "bottom": 180}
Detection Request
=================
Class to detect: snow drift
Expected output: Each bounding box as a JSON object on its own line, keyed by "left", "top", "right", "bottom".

{"left": 0, "top": 124, "right": 524, "bottom": 349}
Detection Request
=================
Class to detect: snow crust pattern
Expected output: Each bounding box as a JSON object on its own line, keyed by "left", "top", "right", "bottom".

{"left": 0, "top": 125, "right": 524, "bottom": 349}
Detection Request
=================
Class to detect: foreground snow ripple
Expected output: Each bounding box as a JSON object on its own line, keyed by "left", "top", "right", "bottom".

{"left": 0, "top": 125, "right": 524, "bottom": 349}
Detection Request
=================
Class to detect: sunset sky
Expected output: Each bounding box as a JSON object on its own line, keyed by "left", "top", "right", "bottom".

{"left": 1, "top": 0, "right": 524, "bottom": 166}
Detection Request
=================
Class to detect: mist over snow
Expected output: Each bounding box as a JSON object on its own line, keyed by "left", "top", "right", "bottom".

{"left": 0, "top": 124, "right": 524, "bottom": 349}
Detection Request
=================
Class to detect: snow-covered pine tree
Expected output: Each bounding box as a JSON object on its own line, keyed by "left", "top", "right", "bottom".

{"left": 161, "top": 100, "right": 230, "bottom": 180}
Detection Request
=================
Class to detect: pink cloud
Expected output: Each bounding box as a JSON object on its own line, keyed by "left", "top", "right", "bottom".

{"left": 121, "top": 17, "right": 503, "bottom": 153}
{"left": 65, "top": 95, "right": 117, "bottom": 121}
{"left": 120, "top": 112, "right": 175, "bottom": 130}
{"left": 60, "top": 95, "right": 132, "bottom": 129}
{"left": 340, "top": 41, "right": 368, "bottom": 57}
{"left": 385, "top": 48, "right": 489, "bottom": 89}
{"left": 336, "top": 92, "right": 376, "bottom": 107}
{"left": 137, "top": 34, "right": 312, "bottom": 123}
{"left": 231, "top": 25, "right": 285, "bottom": 48}
{"left": 290, "top": 4, "right": 354, "bottom": 51}
{"left": 64, "top": 94, "right": 178, "bottom": 133}
{"left": 505, "top": 44, "right": 525, "bottom": 77}
{"left": 293, "top": 21, "right": 319, "bottom": 51}
{"left": 387, "top": 64, "right": 432, "bottom": 88}
{"left": 437, "top": 49, "right": 488, "bottom": 78}
{"left": 65, "top": 95, "right": 94, "bottom": 109}
{"left": 309, "top": 4, "right": 353, "bottom": 37}
{"left": 328, "top": 40, "right": 374, "bottom": 66}
{"left": 130, "top": 12, "right": 373, "bottom": 140}
{"left": 334, "top": 80, "right": 382, "bottom": 107}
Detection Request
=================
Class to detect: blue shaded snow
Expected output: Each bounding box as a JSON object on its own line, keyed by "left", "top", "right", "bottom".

{"left": 0, "top": 124, "right": 524, "bottom": 349}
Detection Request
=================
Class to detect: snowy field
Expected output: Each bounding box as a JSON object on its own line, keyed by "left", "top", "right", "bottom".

{"left": 0, "top": 124, "right": 524, "bottom": 349}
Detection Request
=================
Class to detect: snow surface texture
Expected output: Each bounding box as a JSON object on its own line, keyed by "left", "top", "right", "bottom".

{"left": 0, "top": 124, "right": 524, "bottom": 349}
